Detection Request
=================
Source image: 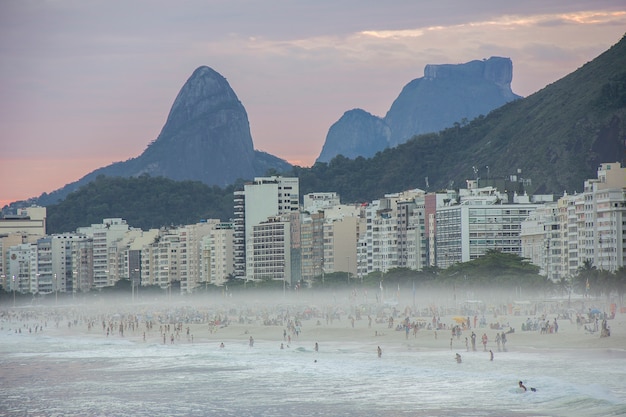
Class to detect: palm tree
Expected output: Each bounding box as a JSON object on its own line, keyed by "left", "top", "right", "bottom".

{"left": 575, "top": 260, "right": 596, "bottom": 297}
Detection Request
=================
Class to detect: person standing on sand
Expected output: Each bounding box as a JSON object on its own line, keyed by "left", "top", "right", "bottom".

{"left": 315, "top": 342, "right": 319, "bottom": 352}
{"left": 481, "top": 333, "right": 488, "bottom": 351}
{"left": 489, "top": 350, "right": 494, "bottom": 361}
{"left": 377, "top": 346, "right": 382, "bottom": 358}
{"left": 471, "top": 332, "right": 477, "bottom": 351}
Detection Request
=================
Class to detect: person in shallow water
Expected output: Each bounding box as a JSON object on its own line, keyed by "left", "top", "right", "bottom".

{"left": 519, "top": 381, "right": 537, "bottom": 392}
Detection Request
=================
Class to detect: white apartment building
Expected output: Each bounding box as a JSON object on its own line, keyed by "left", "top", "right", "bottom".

{"left": 7, "top": 233, "right": 92, "bottom": 295}
{"left": 436, "top": 187, "right": 539, "bottom": 268}
{"left": 201, "top": 222, "right": 234, "bottom": 287}
{"left": 176, "top": 221, "right": 220, "bottom": 293}
{"left": 250, "top": 217, "right": 291, "bottom": 284}
{"left": 356, "top": 191, "right": 427, "bottom": 279}
{"left": 359, "top": 198, "right": 398, "bottom": 277}
{"left": 520, "top": 162, "right": 626, "bottom": 278}
{"left": 77, "top": 218, "right": 131, "bottom": 288}
{"left": 0, "top": 233, "right": 40, "bottom": 290}
{"left": 520, "top": 203, "right": 564, "bottom": 281}
{"left": 233, "top": 176, "right": 299, "bottom": 281}
{"left": 586, "top": 162, "right": 626, "bottom": 272}
{"left": 6, "top": 243, "right": 37, "bottom": 294}
{"left": 50, "top": 234, "right": 91, "bottom": 294}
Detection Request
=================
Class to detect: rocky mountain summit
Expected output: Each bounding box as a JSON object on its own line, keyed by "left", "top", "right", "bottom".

{"left": 36, "top": 66, "right": 291, "bottom": 205}
{"left": 317, "top": 57, "right": 521, "bottom": 163}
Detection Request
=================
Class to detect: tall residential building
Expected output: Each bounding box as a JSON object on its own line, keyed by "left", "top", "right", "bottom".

{"left": 521, "top": 203, "right": 563, "bottom": 281}
{"left": 250, "top": 216, "right": 291, "bottom": 284}
{"left": 50, "top": 233, "right": 90, "bottom": 294}
{"left": 588, "top": 162, "right": 626, "bottom": 272}
{"left": 357, "top": 191, "right": 426, "bottom": 279}
{"left": 300, "top": 211, "right": 325, "bottom": 286}
{"left": 176, "top": 221, "right": 219, "bottom": 293}
{"left": 201, "top": 222, "right": 234, "bottom": 287}
{"left": 359, "top": 198, "right": 398, "bottom": 277}
{"left": 0, "top": 233, "right": 39, "bottom": 289}
{"left": 233, "top": 176, "right": 299, "bottom": 281}
{"left": 77, "top": 218, "right": 131, "bottom": 288}
{"left": 520, "top": 162, "right": 626, "bottom": 278}
{"left": 436, "top": 185, "right": 539, "bottom": 268}
{"left": 396, "top": 190, "right": 427, "bottom": 271}
{"left": 323, "top": 215, "right": 359, "bottom": 278}
{"left": 6, "top": 243, "right": 36, "bottom": 294}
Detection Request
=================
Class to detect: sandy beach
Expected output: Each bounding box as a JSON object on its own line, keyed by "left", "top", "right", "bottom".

{"left": 6, "top": 296, "right": 623, "bottom": 355}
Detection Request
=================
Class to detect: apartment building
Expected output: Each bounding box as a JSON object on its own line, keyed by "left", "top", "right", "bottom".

{"left": 436, "top": 185, "right": 539, "bottom": 268}
{"left": 233, "top": 176, "right": 299, "bottom": 281}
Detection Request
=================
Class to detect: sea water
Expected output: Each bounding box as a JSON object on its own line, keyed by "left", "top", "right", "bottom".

{"left": 1, "top": 330, "right": 624, "bottom": 417}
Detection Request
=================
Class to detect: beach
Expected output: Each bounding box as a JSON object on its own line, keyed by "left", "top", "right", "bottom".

{"left": 1, "top": 293, "right": 625, "bottom": 417}
{"left": 3, "top": 292, "right": 625, "bottom": 354}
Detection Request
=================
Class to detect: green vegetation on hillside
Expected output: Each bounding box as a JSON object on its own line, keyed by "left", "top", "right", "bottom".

{"left": 46, "top": 175, "right": 235, "bottom": 233}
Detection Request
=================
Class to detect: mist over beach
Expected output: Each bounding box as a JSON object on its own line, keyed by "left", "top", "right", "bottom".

{"left": 2, "top": 286, "right": 625, "bottom": 417}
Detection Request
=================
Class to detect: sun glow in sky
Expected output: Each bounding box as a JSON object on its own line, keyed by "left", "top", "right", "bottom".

{"left": 0, "top": 1, "right": 625, "bottom": 207}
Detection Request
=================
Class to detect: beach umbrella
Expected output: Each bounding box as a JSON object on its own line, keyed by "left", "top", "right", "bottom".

{"left": 452, "top": 316, "right": 466, "bottom": 324}
{"left": 590, "top": 308, "right": 601, "bottom": 314}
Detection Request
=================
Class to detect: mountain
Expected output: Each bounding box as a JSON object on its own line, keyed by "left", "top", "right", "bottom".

{"left": 35, "top": 66, "right": 291, "bottom": 206}
{"left": 296, "top": 34, "right": 626, "bottom": 202}
{"left": 40, "top": 34, "right": 626, "bottom": 232}
{"left": 316, "top": 109, "right": 391, "bottom": 161}
{"left": 316, "top": 57, "right": 521, "bottom": 163}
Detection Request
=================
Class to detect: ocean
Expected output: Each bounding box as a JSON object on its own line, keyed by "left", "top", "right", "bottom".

{"left": 1, "top": 322, "right": 625, "bottom": 417}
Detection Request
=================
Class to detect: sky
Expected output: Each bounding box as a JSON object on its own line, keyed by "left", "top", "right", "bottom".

{"left": 1, "top": 1, "right": 625, "bottom": 208}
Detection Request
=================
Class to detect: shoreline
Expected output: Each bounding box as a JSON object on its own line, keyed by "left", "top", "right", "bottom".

{"left": 5, "top": 315, "right": 623, "bottom": 357}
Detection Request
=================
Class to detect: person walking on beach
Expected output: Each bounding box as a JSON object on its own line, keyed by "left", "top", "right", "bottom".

{"left": 377, "top": 346, "right": 382, "bottom": 358}
{"left": 471, "top": 332, "right": 477, "bottom": 351}
{"left": 481, "top": 333, "right": 488, "bottom": 351}
{"left": 314, "top": 342, "right": 319, "bottom": 352}
{"left": 489, "top": 350, "right": 494, "bottom": 361}
{"left": 249, "top": 336, "right": 254, "bottom": 347}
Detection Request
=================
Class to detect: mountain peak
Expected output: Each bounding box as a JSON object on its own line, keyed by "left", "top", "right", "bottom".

{"left": 317, "top": 56, "right": 521, "bottom": 163}
{"left": 424, "top": 56, "right": 513, "bottom": 87}
{"left": 32, "top": 66, "right": 291, "bottom": 205}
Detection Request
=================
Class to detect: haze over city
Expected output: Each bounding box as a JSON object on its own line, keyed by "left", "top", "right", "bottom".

{"left": 1, "top": 1, "right": 625, "bottom": 207}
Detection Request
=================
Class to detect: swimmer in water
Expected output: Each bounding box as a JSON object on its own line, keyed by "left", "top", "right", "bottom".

{"left": 519, "top": 381, "right": 537, "bottom": 392}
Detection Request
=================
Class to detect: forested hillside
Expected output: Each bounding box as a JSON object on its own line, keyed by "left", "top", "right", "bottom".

{"left": 46, "top": 175, "right": 235, "bottom": 234}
